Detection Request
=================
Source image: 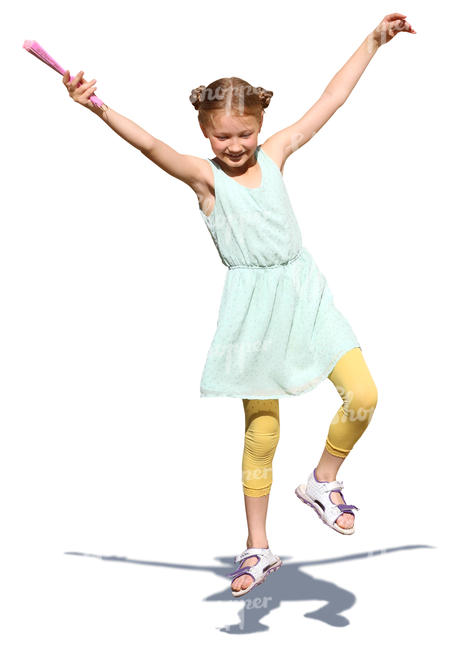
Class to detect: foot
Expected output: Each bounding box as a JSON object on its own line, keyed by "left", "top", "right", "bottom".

{"left": 315, "top": 469, "right": 354, "bottom": 530}
{"left": 231, "top": 540, "right": 268, "bottom": 593}
{"left": 329, "top": 491, "right": 355, "bottom": 529}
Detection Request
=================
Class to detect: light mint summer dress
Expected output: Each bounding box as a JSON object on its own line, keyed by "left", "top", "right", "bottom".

{"left": 198, "top": 144, "right": 361, "bottom": 399}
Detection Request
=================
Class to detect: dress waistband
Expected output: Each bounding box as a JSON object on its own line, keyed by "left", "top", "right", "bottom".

{"left": 228, "top": 249, "right": 303, "bottom": 270}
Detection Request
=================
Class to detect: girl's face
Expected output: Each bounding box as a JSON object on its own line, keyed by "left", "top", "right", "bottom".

{"left": 202, "top": 111, "right": 263, "bottom": 167}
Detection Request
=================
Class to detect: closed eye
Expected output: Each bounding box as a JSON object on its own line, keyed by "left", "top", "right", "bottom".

{"left": 217, "top": 134, "right": 252, "bottom": 140}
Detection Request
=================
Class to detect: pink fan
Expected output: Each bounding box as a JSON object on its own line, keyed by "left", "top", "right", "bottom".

{"left": 22, "top": 40, "right": 104, "bottom": 107}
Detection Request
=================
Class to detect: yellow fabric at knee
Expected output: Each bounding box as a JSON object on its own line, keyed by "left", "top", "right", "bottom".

{"left": 326, "top": 347, "right": 378, "bottom": 457}
{"left": 242, "top": 400, "right": 280, "bottom": 497}
{"left": 325, "top": 433, "right": 351, "bottom": 459}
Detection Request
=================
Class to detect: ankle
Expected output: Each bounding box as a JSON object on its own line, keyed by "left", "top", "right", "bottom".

{"left": 314, "top": 466, "right": 337, "bottom": 482}
{"left": 246, "top": 537, "right": 269, "bottom": 549}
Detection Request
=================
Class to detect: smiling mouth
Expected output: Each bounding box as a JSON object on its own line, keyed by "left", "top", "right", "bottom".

{"left": 227, "top": 153, "right": 244, "bottom": 159}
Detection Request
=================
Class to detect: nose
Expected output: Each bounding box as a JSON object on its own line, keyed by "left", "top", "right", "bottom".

{"left": 225, "top": 138, "right": 244, "bottom": 151}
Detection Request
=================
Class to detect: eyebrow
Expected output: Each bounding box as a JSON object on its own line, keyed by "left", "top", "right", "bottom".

{"left": 213, "top": 130, "right": 253, "bottom": 136}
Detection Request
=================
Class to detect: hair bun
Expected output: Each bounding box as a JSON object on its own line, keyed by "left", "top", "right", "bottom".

{"left": 189, "top": 85, "right": 207, "bottom": 110}
{"left": 255, "top": 86, "right": 273, "bottom": 109}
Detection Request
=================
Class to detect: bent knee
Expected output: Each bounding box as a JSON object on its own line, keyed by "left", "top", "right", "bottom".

{"left": 344, "top": 381, "right": 378, "bottom": 416}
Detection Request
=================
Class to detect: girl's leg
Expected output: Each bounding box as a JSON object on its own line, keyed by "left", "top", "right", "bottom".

{"left": 231, "top": 398, "right": 280, "bottom": 592}
{"left": 315, "top": 346, "right": 378, "bottom": 528}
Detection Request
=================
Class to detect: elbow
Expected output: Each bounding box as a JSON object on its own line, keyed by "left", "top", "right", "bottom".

{"left": 335, "top": 93, "right": 348, "bottom": 107}
{"left": 140, "top": 137, "right": 158, "bottom": 157}
{"left": 325, "top": 90, "right": 347, "bottom": 107}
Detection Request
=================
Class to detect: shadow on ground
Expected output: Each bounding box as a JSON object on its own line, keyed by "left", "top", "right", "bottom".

{"left": 65, "top": 544, "right": 434, "bottom": 633}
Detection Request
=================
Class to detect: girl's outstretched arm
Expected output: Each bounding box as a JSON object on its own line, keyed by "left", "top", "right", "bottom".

{"left": 63, "top": 70, "right": 208, "bottom": 192}
{"left": 262, "top": 13, "right": 416, "bottom": 170}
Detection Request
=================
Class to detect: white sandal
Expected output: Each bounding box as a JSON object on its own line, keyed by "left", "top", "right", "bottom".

{"left": 226, "top": 547, "right": 282, "bottom": 598}
{"left": 295, "top": 468, "right": 359, "bottom": 535}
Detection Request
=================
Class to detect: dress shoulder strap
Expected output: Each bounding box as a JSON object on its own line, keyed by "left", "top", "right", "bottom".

{"left": 257, "top": 145, "right": 281, "bottom": 175}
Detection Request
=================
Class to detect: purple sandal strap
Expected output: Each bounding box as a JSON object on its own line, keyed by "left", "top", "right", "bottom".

{"left": 235, "top": 552, "right": 261, "bottom": 563}
{"left": 226, "top": 568, "right": 254, "bottom": 579}
{"left": 227, "top": 557, "right": 260, "bottom": 578}
{"left": 337, "top": 504, "right": 358, "bottom": 512}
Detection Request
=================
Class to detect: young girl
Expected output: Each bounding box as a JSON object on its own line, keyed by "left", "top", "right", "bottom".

{"left": 62, "top": 13, "right": 415, "bottom": 598}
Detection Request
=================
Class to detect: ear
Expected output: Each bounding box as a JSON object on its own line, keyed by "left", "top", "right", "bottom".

{"left": 258, "top": 111, "right": 264, "bottom": 131}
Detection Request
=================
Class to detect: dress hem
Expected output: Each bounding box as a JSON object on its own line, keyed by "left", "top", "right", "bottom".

{"left": 199, "top": 344, "right": 362, "bottom": 399}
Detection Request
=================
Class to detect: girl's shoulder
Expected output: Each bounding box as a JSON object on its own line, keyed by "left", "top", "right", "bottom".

{"left": 259, "top": 143, "right": 286, "bottom": 175}
{"left": 184, "top": 155, "right": 216, "bottom": 199}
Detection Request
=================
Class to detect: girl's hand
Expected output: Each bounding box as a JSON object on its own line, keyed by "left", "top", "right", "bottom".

{"left": 372, "top": 13, "right": 416, "bottom": 47}
{"left": 62, "top": 69, "right": 98, "bottom": 109}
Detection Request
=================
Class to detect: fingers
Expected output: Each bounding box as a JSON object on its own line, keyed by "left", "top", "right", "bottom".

{"left": 63, "top": 69, "right": 97, "bottom": 101}
{"left": 379, "top": 17, "right": 416, "bottom": 40}
{"left": 384, "top": 12, "right": 407, "bottom": 21}
{"left": 73, "top": 70, "right": 85, "bottom": 91}
{"left": 81, "top": 80, "right": 97, "bottom": 99}
{"left": 401, "top": 19, "right": 416, "bottom": 34}
{"left": 390, "top": 18, "right": 416, "bottom": 35}
{"left": 64, "top": 69, "right": 83, "bottom": 93}
{"left": 79, "top": 77, "right": 97, "bottom": 93}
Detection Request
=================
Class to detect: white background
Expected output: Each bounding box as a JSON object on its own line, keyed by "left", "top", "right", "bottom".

{"left": 2, "top": 1, "right": 452, "bottom": 647}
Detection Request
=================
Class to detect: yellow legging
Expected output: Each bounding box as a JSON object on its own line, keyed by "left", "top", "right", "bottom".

{"left": 241, "top": 346, "right": 378, "bottom": 497}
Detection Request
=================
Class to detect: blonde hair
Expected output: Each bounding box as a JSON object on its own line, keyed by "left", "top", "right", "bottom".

{"left": 189, "top": 77, "right": 273, "bottom": 128}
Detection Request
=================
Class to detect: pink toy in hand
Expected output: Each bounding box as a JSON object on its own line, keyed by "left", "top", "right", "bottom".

{"left": 22, "top": 40, "right": 104, "bottom": 108}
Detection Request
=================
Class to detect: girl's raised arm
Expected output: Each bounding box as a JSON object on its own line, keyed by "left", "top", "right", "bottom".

{"left": 63, "top": 70, "right": 209, "bottom": 193}
{"left": 262, "top": 13, "right": 416, "bottom": 171}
